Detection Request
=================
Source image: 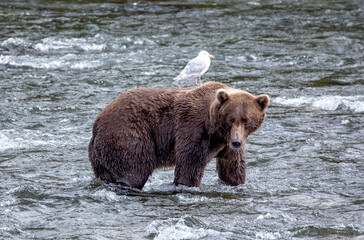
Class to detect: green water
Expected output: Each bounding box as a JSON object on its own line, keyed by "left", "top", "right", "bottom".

{"left": 0, "top": 1, "right": 363, "bottom": 239}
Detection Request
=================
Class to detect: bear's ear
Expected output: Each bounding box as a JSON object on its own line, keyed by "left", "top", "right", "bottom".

{"left": 216, "top": 89, "right": 229, "bottom": 104}
{"left": 256, "top": 94, "right": 270, "bottom": 110}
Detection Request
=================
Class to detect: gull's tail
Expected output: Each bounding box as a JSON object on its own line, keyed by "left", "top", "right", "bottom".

{"left": 173, "top": 75, "right": 182, "bottom": 81}
{"left": 174, "top": 73, "right": 189, "bottom": 82}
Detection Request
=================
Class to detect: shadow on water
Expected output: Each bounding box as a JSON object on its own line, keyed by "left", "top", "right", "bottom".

{"left": 292, "top": 226, "right": 361, "bottom": 238}
{"left": 101, "top": 181, "right": 246, "bottom": 200}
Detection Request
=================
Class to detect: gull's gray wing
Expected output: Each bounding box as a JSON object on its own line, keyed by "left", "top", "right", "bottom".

{"left": 181, "top": 57, "right": 207, "bottom": 76}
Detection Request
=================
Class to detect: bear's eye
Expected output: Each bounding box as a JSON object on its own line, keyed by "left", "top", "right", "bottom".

{"left": 241, "top": 118, "right": 248, "bottom": 125}
{"left": 228, "top": 117, "right": 235, "bottom": 124}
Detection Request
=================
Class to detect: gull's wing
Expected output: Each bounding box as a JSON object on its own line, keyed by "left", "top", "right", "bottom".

{"left": 181, "top": 56, "right": 207, "bottom": 76}
{"left": 174, "top": 56, "right": 209, "bottom": 81}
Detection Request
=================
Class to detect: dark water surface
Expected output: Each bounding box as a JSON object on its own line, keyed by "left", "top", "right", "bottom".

{"left": 1, "top": 0, "right": 363, "bottom": 239}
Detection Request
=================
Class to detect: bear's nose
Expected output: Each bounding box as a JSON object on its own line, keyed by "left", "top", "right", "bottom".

{"left": 231, "top": 139, "right": 242, "bottom": 149}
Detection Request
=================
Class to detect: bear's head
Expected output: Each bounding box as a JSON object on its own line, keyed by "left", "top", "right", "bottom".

{"left": 210, "top": 88, "right": 269, "bottom": 150}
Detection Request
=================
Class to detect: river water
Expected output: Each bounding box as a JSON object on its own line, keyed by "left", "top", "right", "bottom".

{"left": 1, "top": 0, "right": 363, "bottom": 239}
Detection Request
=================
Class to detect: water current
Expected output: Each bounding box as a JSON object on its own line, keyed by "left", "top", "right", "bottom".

{"left": 1, "top": 0, "right": 363, "bottom": 239}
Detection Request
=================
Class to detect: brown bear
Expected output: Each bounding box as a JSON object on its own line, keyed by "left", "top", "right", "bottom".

{"left": 88, "top": 82, "right": 269, "bottom": 189}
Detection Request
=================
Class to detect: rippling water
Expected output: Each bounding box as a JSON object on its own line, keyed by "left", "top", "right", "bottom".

{"left": 1, "top": 0, "right": 363, "bottom": 239}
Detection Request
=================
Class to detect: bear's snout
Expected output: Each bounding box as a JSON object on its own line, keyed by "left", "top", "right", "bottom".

{"left": 231, "top": 138, "right": 242, "bottom": 149}
{"left": 230, "top": 124, "right": 243, "bottom": 149}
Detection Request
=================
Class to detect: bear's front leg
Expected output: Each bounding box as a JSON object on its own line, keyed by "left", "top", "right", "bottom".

{"left": 173, "top": 152, "right": 209, "bottom": 187}
{"left": 216, "top": 147, "right": 246, "bottom": 186}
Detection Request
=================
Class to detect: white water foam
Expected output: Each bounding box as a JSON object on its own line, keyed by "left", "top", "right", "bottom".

{"left": 146, "top": 216, "right": 234, "bottom": 240}
{"left": 0, "top": 54, "right": 62, "bottom": 69}
{"left": 255, "top": 231, "right": 281, "bottom": 239}
{"left": 71, "top": 60, "right": 103, "bottom": 69}
{"left": 34, "top": 36, "right": 106, "bottom": 52}
{"left": 92, "top": 189, "right": 121, "bottom": 202}
{"left": 1, "top": 37, "right": 31, "bottom": 47}
{"left": 0, "top": 129, "right": 56, "bottom": 152}
{"left": 0, "top": 54, "right": 102, "bottom": 69}
{"left": 1, "top": 36, "right": 105, "bottom": 52}
{"left": 177, "top": 194, "right": 211, "bottom": 204}
{"left": 274, "top": 95, "right": 364, "bottom": 112}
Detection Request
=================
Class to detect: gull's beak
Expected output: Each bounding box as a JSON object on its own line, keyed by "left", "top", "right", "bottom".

{"left": 210, "top": 55, "right": 214, "bottom": 59}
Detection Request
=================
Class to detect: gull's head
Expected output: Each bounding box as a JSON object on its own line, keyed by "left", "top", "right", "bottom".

{"left": 199, "top": 50, "right": 214, "bottom": 59}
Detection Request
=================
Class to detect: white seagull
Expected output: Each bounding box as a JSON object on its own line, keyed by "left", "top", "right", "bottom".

{"left": 174, "top": 50, "right": 214, "bottom": 85}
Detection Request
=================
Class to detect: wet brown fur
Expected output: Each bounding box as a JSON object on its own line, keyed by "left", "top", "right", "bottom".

{"left": 88, "top": 82, "right": 269, "bottom": 189}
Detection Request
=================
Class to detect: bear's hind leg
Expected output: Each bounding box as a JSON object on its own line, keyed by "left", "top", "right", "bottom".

{"left": 112, "top": 141, "right": 157, "bottom": 190}
{"left": 89, "top": 141, "right": 116, "bottom": 183}
{"left": 93, "top": 162, "right": 116, "bottom": 183}
{"left": 114, "top": 169, "right": 152, "bottom": 190}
